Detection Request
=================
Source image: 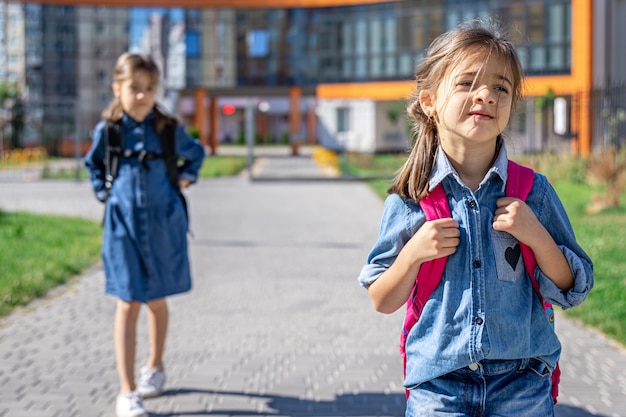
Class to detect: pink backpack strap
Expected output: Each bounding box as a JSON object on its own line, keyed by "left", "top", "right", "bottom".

{"left": 506, "top": 160, "right": 560, "bottom": 404}
{"left": 414, "top": 184, "right": 451, "bottom": 316}
{"left": 400, "top": 183, "right": 451, "bottom": 399}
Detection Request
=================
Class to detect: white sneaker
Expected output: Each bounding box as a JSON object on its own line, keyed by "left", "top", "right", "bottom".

{"left": 116, "top": 391, "right": 147, "bottom": 417}
{"left": 137, "top": 366, "right": 166, "bottom": 398}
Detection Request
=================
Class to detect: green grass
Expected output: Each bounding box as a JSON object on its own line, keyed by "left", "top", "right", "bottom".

{"left": 0, "top": 210, "right": 102, "bottom": 317}
{"left": 552, "top": 180, "right": 626, "bottom": 345}
{"left": 341, "top": 152, "right": 406, "bottom": 178}
{"left": 39, "top": 155, "right": 248, "bottom": 180}
{"left": 198, "top": 155, "right": 247, "bottom": 178}
{"left": 42, "top": 165, "right": 89, "bottom": 180}
{"left": 349, "top": 152, "right": 626, "bottom": 347}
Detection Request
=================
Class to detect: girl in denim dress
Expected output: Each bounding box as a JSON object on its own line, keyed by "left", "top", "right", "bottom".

{"left": 85, "top": 53, "right": 204, "bottom": 417}
{"left": 358, "top": 21, "right": 593, "bottom": 416}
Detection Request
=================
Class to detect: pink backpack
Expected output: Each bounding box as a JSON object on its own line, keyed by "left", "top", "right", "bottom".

{"left": 400, "top": 160, "right": 560, "bottom": 403}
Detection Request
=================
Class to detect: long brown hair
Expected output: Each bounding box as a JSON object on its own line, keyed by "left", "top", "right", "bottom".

{"left": 101, "top": 52, "right": 177, "bottom": 133}
{"left": 388, "top": 20, "right": 525, "bottom": 201}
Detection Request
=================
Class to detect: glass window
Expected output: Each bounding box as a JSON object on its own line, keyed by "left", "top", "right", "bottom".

{"left": 340, "top": 21, "right": 352, "bottom": 54}
{"left": 371, "top": 56, "right": 382, "bottom": 78}
{"left": 355, "top": 20, "right": 367, "bottom": 54}
{"left": 247, "top": 29, "right": 269, "bottom": 57}
{"left": 385, "top": 16, "right": 396, "bottom": 53}
{"left": 529, "top": 46, "right": 546, "bottom": 72}
{"left": 385, "top": 56, "right": 396, "bottom": 78}
{"left": 337, "top": 107, "right": 350, "bottom": 132}
{"left": 527, "top": 5, "right": 545, "bottom": 43}
{"left": 355, "top": 56, "right": 366, "bottom": 80}
{"left": 549, "top": 46, "right": 565, "bottom": 70}
{"left": 341, "top": 57, "right": 352, "bottom": 80}
{"left": 547, "top": 4, "right": 565, "bottom": 43}
{"left": 370, "top": 18, "right": 381, "bottom": 54}
{"left": 399, "top": 53, "right": 413, "bottom": 76}
{"left": 186, "top": 32, "right": 200, "bottom": 57}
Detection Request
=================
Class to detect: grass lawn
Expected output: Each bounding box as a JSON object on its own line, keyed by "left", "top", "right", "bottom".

{"left": 198, "top": 155, "right": 247, "bottom": 178}
{"left": 552, "top": 180, "right": 626, "bottom": 345}
{"left": 0, "top": 211, "right": 102, "bottom": 317}
{"left": 347, "top": 152, "right": 626, "bottom": 347}
{"left": 39, "top": 155, "right": 247, "bottom": 180}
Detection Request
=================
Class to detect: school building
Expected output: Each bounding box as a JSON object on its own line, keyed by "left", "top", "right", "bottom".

{"left": 4, "top": 0, "right": 626, "bottom": 157}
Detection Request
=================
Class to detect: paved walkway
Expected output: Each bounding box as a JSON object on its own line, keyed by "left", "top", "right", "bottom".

{"left": 0, "top": 156, "right": 625, "bottom": 417}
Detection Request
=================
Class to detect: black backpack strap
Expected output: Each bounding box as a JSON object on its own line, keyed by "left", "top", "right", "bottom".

{"left": 159, "top": 122, "right": 179, "bottom": 190}
{"left": 158, "top": 122, "right": 189, "bottom": 223}
{"left": 104, "top": 120, "right": 123, "bottom": 191}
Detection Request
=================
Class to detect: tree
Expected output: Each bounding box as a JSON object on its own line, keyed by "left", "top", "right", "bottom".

{"left": 0, "top": 82, "right": 22, "bottom": 149}
{"left": 10, "top": 98, "right": 25, "bottom": 149}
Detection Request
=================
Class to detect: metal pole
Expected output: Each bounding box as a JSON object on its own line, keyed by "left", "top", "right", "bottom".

{"left": 245, "top": 98, "right": 255, "bottom": 176}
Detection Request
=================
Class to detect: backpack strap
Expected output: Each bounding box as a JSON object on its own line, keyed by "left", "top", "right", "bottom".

{"left": 413, "top": 184, "right": 451, "bottom": 319}
{"left": 159, "top": 122, "right": 180, "bottom": 190}
{"left": 104, "top": 120, "right": 123, "bottom": 192}
{"left": 158, "top": 122, "right": 190, "bottom": 223}
{"left": 506, "top": 160, "right": 560, "bottom": 404}
{"left": 400, "top": 183, "right": 450, "bottom": 398}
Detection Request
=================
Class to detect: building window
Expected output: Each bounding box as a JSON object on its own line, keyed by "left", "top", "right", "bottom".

{"left": 337, "top": 107, "right": 350, "bottom": 133}
{"left": 247, "top": 29, "right": 269, "bottom": 58}
{"left": 186, "top": 32, "right": 200, "bottom": 57}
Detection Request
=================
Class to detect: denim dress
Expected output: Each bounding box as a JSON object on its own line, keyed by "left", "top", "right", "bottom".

{"left": 358, "top": 146, "right": 593, "bottom": 390}
{"left": 84, "top": 112, "right": 205, "bottom": 303}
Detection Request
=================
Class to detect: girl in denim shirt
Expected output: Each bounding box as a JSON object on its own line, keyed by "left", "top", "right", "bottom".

{"left": 358, "top": 21, "right": 593, "bottom": 416}
{"left": 85, "top": 53, "right": 204, "bottom": 417}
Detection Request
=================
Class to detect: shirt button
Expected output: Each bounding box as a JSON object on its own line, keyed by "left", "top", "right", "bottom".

{"left": 475, "top": 317, "right": 484, "bottom": 325}
{"left": 468, "top": 363, "right": 479, "bottom": 371}
{"left": 473, "top": 259, "right": 481, "bottom": 268}
{"left": 468, "top": 199, "right": 477, "bottom": 208}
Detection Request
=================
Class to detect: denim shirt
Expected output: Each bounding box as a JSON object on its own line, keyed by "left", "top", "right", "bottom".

{"left": 358, "top": 146, "right": 593, "bottom": 389}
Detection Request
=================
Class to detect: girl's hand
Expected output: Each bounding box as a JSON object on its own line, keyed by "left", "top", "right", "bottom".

{"left": 405, "top": 218, "right": 460, "bottom": 264}
{"left": 493, "top": 196, "right": 574, "bottom": 291}
{"left": 179, "top": 179, "right": 192, "bottom": 189}
{"left": 493, "top": 197, "right": 539, "bottom": 244}
{"left": 368, "top": 217, "right": 459, "bottom": 314}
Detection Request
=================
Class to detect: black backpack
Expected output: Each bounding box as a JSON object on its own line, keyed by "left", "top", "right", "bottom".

{"left": 103, "top": 119, "right": 188, "bottom": 219}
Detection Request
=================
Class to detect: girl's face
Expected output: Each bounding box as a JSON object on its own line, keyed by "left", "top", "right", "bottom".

{"left": 422, "top": 47, "right": 514, "bottom": 149}
{"left": 113, "top": 70, "right": 157, "bottom": 122}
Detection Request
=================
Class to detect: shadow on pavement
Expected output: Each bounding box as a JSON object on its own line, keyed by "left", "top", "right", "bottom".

{"left": 149, "top": 388, "right": 405, "bottom": 416}
{"left": 555, "top": 404, "right": 610, "bottom": 417}
{"left": 146, "top": 388, "right": 609, "bottom": 417}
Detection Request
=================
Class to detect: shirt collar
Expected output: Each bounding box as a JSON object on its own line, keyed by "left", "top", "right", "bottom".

{"left": 428, "top": 144, "right": 509, "bottom": 192}
{"left": 122, "top": 110, "right": 155, "bottom": 127}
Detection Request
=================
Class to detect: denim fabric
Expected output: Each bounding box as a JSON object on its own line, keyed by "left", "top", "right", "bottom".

{"left": 85, "top": 112, "right": 205, "bottom": 302}
{"left": 358, "top": 146, "right": 593, "bottom": 389}
{"left": 406, "top": 359, "right": 554, "bottom": 417}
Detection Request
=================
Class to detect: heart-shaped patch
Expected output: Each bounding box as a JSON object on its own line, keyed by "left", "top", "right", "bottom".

{"left": 505, "top": 243, "right": 521, "bottom": 271}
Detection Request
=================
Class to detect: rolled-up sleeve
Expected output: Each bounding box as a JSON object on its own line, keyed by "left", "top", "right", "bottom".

{"left": 536, "top": 245, "right": 593, "bottom": 308}
{"left": 358, "top": 193, "right": 422, "bottom": 288}
{"left": 531, "top": 174, "right": 594, "bottom": 309}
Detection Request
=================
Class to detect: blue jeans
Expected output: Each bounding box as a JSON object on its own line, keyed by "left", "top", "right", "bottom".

{"left": 406, "top": 359, "right": 554, "bottom": 417}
